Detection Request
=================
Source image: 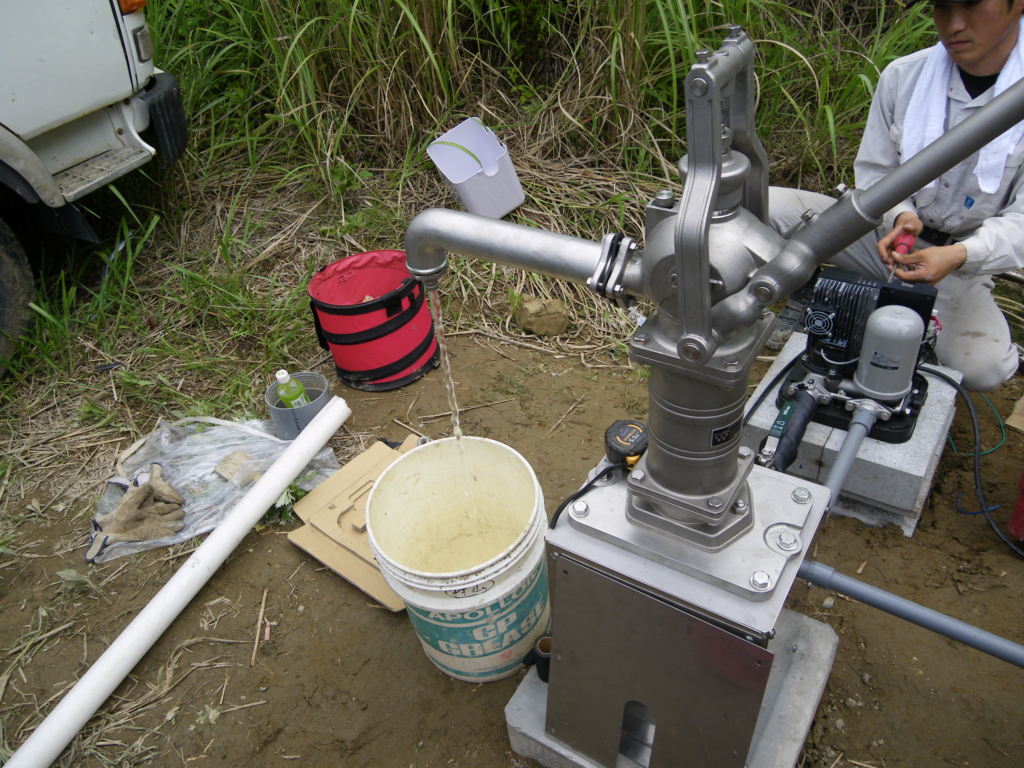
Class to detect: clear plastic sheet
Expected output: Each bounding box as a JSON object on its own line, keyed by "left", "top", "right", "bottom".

{"left": 89, "top": 419, "right": 338, "bottom": 563}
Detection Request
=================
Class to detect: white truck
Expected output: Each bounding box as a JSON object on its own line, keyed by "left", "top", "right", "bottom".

{"left": 0, "top": 0, "right": 187, "bottom": 372}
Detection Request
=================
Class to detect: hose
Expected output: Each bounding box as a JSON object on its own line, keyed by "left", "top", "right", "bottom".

{"left": 550, "top": 462, "right": 625, "bottom": 528}
{"left": 824, "top": 408, "right": 877, "bottom": 502}
{"left": 769, "top": 389, "right": 818, "bottom": 472}
{"left": 743, "top": 353, "right": 803, "bottom": 427}
{"left": 919, "top": 366, "right": 1024, "bottom": 560}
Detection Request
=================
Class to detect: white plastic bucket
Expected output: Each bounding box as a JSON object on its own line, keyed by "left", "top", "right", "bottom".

{"left": 427, "top": 118, "right": 525, "bottom": 219}
{"left": 366, "top": 437, "right": 549, "bottom": 682}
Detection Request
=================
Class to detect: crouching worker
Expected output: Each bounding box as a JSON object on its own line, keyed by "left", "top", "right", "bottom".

{"left": 769, "top": 0, "right": 1024, "bottom": 392}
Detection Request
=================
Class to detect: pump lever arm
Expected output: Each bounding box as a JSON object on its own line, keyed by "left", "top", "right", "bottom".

{"left": 711, "top": 76, "right": 1024, "bottom": 343}
{"left": 673, "top": 27, "right": 761, "bottom": 365}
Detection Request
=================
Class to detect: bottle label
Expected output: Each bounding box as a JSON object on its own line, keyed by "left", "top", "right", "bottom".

{"left": 291, "top": 394, "right": 310, "bottom": 407}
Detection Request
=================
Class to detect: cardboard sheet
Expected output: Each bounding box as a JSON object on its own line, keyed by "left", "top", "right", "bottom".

{"left": 1006, "top": 394, "right": 1024, "bottom": 433}
{"left": 288, "top": 436, "right": 418, "bottom": 612}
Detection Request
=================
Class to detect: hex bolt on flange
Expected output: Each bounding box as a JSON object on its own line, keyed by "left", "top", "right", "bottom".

{"left": 733, "top": 499, "right": 748, "bottom": 513}
{"left": 792, "top": 487, "right": 811, "bottom": 504}
{"left": 708, "top": 495, "right": 724, "bottom": 509}
{"left": 631, "top": 470, "right": 645, "bottom": 482}
{"left": 777, "top": 531, "right": 800, "bottom": 551}
{"left": 571, "top": 501, "right": 590, "bottom": 517}
{"left": 738, "top": 446, "right": 752, "bottom": 459}
{"left": 750, "top": 571, "right": 772, "bottom": 591}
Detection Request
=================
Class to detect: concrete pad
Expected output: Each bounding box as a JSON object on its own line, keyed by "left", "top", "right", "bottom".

{"left": 505, "top": 609, "right": 838, "bottom": 768}
{"left": 743, "top": 334, "right": 962, "bottom": 536}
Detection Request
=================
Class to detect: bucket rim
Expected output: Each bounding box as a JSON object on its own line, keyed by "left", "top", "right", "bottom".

{"left": 366, "top": 436, "right": 544, "bottom": 589}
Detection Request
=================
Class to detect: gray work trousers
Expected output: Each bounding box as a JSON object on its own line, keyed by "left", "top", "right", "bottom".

{"left": 769, "top": 187, "right": 1018, "bottom": 392}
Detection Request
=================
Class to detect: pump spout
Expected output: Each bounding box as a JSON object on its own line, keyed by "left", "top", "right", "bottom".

{"left": 405, "top": 208, "right": 606, "bottom": 291}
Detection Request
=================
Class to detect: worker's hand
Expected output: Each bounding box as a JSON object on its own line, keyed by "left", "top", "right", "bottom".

{"left": 890, "top": 243, "right": 968, "bottom": 286}
{"left": 877, "top": 212, "right": 924, "bottom": 269}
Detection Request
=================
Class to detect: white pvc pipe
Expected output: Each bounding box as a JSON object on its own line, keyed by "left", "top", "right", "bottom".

{"left": 7, "top": 396, "right": 352, "bottom": 768}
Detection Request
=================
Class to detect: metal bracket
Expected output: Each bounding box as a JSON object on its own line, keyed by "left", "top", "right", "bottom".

{"left": 845, "top": 397, "right": 893, "bottom": 421}
{"left": 587, "top": 233, "right": 637, "bottom": 309}
{"left": 673, "top": 29, "right": 763, "bottom": 367}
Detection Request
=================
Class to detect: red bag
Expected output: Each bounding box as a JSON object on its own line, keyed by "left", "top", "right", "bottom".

{"left": 309, "top": 250, "right": 438, "bottom": 391}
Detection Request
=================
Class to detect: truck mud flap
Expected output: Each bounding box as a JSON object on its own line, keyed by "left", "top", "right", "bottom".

{"left": 140, "top": 72, "right": 188, "bottom": 167}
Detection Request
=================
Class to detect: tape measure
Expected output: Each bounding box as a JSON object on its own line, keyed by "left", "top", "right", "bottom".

{"left": 604, "top": 420, "right": 648, "bottom": 468}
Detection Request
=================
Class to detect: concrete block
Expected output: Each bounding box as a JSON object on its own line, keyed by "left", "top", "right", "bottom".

{"left": 743, "top": 334, "right": 961, "bottom": 536}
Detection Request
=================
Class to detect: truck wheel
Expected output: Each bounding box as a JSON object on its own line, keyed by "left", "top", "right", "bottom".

{"left": 0, "top": 218, "right": 35, "bottom": 377}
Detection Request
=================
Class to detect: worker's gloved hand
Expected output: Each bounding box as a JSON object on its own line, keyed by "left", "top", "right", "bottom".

{"left": 85, "top": 466, "right": 186, "bottom": 561}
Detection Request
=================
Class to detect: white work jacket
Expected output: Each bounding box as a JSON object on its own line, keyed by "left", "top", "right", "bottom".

{"left": 854, "top": 48, "right": 1024, "bottom": 278}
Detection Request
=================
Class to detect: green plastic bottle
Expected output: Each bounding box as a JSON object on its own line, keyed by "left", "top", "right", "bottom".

{"left": 275, "top": 370, "right": 310, "bottom": 408}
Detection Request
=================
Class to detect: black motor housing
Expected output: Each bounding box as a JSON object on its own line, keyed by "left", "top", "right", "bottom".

{"left": 775, "top": 268, "right": 938, "bottom": 444}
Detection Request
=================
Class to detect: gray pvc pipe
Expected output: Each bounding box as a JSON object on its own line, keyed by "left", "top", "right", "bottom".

{"left": 799, "top": 559, "right": 1024, "bottom": 669}
{"left": 824, "top": 408, "right": 876, "bottom": 501}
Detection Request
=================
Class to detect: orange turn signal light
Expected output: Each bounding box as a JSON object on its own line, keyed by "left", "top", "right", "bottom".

{"left": 119, "top": 0, "right": 147, "bottom": 13}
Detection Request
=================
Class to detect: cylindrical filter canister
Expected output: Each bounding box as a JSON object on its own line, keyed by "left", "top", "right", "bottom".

{"left": 853, "top": 305, "right": 925, "bottom": 401}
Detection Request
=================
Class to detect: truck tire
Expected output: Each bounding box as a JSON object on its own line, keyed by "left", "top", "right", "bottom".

{"left": 0, "top": 217, "right": 34, "bottom": 377}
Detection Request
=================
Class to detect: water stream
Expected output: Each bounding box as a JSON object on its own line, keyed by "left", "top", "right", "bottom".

{"left": 427, "top": 288, "right": 463, "bottom": 439}
{"left": 426, "top": 287, "right": 486, "bottom": 550}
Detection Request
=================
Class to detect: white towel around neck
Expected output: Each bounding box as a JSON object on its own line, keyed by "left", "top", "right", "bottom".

{"left": 901, "top": 18, "right": 1024, "bottom": 194}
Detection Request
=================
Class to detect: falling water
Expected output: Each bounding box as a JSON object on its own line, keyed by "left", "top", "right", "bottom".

{"left": 425, "top": 288, "right": 488, "bottom": 551}
{"left": 427, "top": 288, "right": 463, "bottom": 439}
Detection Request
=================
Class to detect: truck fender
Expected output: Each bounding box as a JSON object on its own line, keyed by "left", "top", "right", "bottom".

{"left": 0, "top": 123, "right": 64, "bottom": 208}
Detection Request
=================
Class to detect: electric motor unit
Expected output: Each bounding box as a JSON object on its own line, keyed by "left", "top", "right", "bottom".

{"left": 853, "top": 305, "right": 925, "bottom": 401}
{"left": 775, "top": 267, "right": 938, "bottom": 443}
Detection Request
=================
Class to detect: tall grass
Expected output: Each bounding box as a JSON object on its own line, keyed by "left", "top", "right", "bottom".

{"left": 1, "top": 0, "right": 943, "bottom": 413}
{"left": 147, "top": 0, "right": 935, "bottom": 190}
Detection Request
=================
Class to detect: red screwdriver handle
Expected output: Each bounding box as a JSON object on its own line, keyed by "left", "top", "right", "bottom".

{"left": 894, "top": 232, "right": 916, "bottom": 255}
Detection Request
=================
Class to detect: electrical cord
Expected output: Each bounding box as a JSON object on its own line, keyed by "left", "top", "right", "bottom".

{"left": 919, "top": 365, "right": 1024, "bottom": 559}
{"left": 743, "top": 353, "right": 804, "bottom": 427}
{"left": 549, "top": 462, "right": 626, "bottom": 529}
{"left": 947, "top": 392, "right": 1007, "bottom": 456}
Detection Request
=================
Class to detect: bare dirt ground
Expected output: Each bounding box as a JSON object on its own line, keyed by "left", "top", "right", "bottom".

{"left": 2, "top": 323, "right": 1024, "bottom": 767}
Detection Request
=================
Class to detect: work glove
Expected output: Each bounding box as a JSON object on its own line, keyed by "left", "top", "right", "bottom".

{"left": 85, "top": 464, "right": 186, "bottom": 561}
{"left": 148, "top": 462, "right": 185, "bottom": 505}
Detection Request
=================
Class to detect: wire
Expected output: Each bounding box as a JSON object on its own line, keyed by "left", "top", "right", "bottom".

{"left": 919, "top": 365, "right": 1024, "bottom": 559}
{"left": 549, "top": 462, "right": 626, "bottom": 529}
{"left": 820, "top": 350, "right": 859, "bottom": 366}
{"left": 743, "top": 353, "right": 804, "bottom": 427}
{"left": 946, "top": 392, "right": 1006, "bottom": 456}
{"left": 956, "top": 492, "right": 1000, "bottom": 516}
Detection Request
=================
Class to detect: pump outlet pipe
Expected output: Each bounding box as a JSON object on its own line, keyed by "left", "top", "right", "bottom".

{"left": 405, "top": 208, "right": 607, "bottom": 291}
{"left": 823, "top": 407, "right": 877, "bottom": 502}
{"left": 799, "top": 560, "right": 1024, "bottom": 669}
{"left": 5, "top": 397, "right": 353, "bottom": 768}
